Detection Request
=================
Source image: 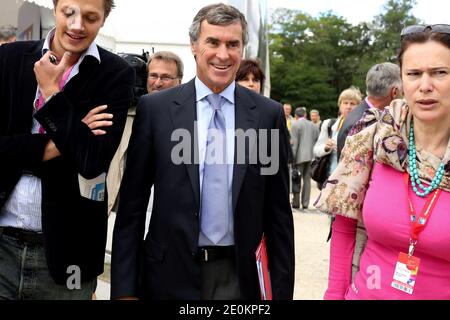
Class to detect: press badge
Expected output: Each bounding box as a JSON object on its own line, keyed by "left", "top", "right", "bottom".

{"left": 391, "top": 252, "right": 420, "bottom": 294}
{"left": 78, "top": 173, "right": 106, "bottom": 201}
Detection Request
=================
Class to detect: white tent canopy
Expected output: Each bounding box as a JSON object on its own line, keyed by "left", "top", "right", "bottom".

{"left": 24, "top": 0, "right": 53, "bottom": 9}
{"left": 18, "top": 0, "right": 270, "bottom": 91}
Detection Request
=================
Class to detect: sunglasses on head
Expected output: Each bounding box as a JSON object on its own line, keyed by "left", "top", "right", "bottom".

{"left": 401, "top": 24, "right": 450, "bottom": 38}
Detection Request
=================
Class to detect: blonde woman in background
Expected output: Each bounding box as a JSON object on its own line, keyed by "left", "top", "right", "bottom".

{"left": 313, "top": 86, "right": 362, "bottom": 180}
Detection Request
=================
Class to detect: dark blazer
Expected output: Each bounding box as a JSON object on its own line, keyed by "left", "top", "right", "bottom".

{"left": 337, "top": 99, "right": 370, "bottom": 160}
{"left": 0, "top": 40, "right": 134, "bottom": 284}
{"left": 111, "top": 80, "right": 295, "bottom": 300}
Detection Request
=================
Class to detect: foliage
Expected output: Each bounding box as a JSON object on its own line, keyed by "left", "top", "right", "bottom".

{"left": 269, "top": 0, "right": 420, "bottom": 119}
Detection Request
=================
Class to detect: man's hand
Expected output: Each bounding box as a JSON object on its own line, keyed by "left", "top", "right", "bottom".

{"left": 41, "top": 105, "right": 112, "bottom": 162}
{"left": 82, "top": 105, "right": 113, "bottom": 136}
{"left": 34, "top": 51, "right": 72, "bottom": 100}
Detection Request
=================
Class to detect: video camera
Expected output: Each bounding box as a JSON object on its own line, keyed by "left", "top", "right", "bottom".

{"left": 117, "top": 50, "right": 150, "bottom": 105}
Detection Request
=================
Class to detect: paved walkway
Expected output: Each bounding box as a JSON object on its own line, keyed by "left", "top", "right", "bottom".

{"left": 96, "top": 181, "right": 330, "bottom": 300}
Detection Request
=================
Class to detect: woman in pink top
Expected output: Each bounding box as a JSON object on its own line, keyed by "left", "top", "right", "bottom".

{"left": 315, "top": 25, "right": 450, "bottom": 299}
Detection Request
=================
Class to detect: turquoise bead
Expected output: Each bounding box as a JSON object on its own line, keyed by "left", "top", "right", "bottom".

{"left": 408, "top": 123, "right": 444, "bottom": 198}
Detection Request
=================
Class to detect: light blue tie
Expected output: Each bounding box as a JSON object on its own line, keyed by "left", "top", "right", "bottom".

{"left": 200, "top": 94, "right": 229, "bottom": 244}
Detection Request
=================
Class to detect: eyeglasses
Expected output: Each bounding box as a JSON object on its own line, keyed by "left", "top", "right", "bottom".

{"left": 148, "top": 74, "right": 178, "bottom": 82}
{"left": 401, "top": 24, "right": 450, "bottom": 38}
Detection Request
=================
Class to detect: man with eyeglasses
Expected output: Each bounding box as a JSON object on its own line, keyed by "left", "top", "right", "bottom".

{"left": 107, "top": 51, "right": 184, "bottom": 217}
{"left": 146, "top": 51, "right": 183, "bottom": 94}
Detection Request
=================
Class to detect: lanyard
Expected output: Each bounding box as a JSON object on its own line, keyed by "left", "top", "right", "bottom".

{"left": 403, "top": 173, "right": 442, "bottom": 256}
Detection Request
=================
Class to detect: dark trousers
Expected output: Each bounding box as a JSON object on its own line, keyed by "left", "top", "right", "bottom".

{"left": 200, "top": 256, "right": 241, "bottom": 300}
{"left": 292, "top": 162, "right": 312, "bottom": 208}
{"left": 0, "top": 232, "right": 96, "bottom": 300}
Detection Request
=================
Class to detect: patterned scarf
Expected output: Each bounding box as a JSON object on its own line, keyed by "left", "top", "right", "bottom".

{"left": 315, "top": 99, "right": 450, "bottom": 220}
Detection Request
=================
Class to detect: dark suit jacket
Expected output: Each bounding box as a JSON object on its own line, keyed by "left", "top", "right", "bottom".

{"left": 337, "top": 99, "right": 370, "bottom": 160}
{"left": 0, "top": 40, "right": 134, "bottom": 284}
{"left": 111, "top": 80, "right": 295, "bottom": 300}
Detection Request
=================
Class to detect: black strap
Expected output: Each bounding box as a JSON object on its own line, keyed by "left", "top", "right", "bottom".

{"left": 327, "top": 118, "right": 337, "bottom": 138}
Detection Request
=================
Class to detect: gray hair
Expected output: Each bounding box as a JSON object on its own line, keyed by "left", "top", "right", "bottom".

{"left": 366, "top": 62, "right": 402, "bottom": 98}
{"left": 310, "top": 109, "right": 319, "bottom": 115}
{"left": 0, "top": 25, "right": 17, "bottom": 41}
{"left": 295, "top": 107, "right": 306, "bottom": 118}
{"left": 148, "top": 51, "right": 184, "bottom": 80}
{"left": 189, "top": 3, "right": 248, "bottom": 45}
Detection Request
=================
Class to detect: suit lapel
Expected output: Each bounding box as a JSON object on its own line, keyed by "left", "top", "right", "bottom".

{"left": 15, "top": 42, "right": 42, "bottom": 132}
{"left": 63, "top": 53, "right": 100, "bottom": 96}
{"left": 169, "top": 79, "right": 200, "bottom": 209}
{"left": 232, "top": 85, "right": 259, "bottom": 211}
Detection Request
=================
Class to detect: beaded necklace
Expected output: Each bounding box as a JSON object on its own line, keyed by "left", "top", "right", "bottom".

{"left": 409, "top": 123, "right": 445, "bottom": 197}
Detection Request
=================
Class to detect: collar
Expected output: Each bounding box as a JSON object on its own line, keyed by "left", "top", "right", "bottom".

{"left": 195, "top": 77, "right": 235, "bottom": 104}
{"left": 42, "top": 27, "right": 101, "bottom": 64}
{"left": 365, "top": 97, "right": 375, "bottom": 109}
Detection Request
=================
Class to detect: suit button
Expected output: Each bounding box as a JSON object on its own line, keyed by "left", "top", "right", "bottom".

{"left": 0, "top": 191, "right": 5, "bottom": 199}
{"left": 191, "top": 252, "right": 196, "bottom": 257}
{"left": 194, "top": 212, "right": 198, "bottom": 217}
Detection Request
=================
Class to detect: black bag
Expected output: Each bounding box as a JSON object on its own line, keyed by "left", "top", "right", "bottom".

{"left": 311, "top": 118, "right": 337, "bottom": 188}
{"left": 291, "top": 168, "right": 301, "bottom": 184}
{"left": 311, "top": 154, "right": 332, "bottom": 185}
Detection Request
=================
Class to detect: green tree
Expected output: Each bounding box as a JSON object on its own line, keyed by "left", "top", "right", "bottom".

{"left": 269, "top": 9, "right": 368, "bottom": 119}
{"left": 269, "top": 0, "right": 420, "bottom": 119}
{"left": 370, "top": 0, "right": 421, "bottom": 61}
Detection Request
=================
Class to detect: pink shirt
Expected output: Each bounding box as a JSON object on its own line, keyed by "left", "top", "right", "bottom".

{"left": 325, "top": 162, "right": 450, "bottom": 300}
{"left": 35, "top": 64, "right": 75, "bottom": 133}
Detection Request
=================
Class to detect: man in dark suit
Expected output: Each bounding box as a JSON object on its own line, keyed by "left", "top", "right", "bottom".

{"left": 0, "top": 0, "right": 134, "bottom": 300}
{"left": 337, "top": 62, "right": 402, "bottom": 159}
{"left": 111, "top": 3, "right": 295, "bottom": 300}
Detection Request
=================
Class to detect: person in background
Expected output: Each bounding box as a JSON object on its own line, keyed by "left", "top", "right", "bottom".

{"left": 337, "top": 62, "right": 403, "bottom": 160}
{"left": 313, "top": 86, "right": 362, "bottom": 179}
{"left": 283, "top": 103, "right": 293, "bottom": 134}
{"left": 0, "top": 0, "right": 134, "bottom": 300}
{"left": 313, "top": 86, "right": 362, "bottom": 243}
{"left": 235, "top": 58, "right": 265, "bottom": 94}
{"left": 283, "top": 102, "right": 295, "bottom": 162}
{"left": 107, "top": 51, "right": 184, "bottom": 216}
{"left": 290, "top": 107, "right": 319, "bottom": 210}
{"left": 310, "top": 109, "right": 321, "bottom": 129}
{"left": 316, "top": 24, "right": 450, "bottom": 299}
{"left": 0, "top": 25, "right": 16, "bottom": 45}
{"left": 146, "top": 51, "right": 183, "bottom": 94}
